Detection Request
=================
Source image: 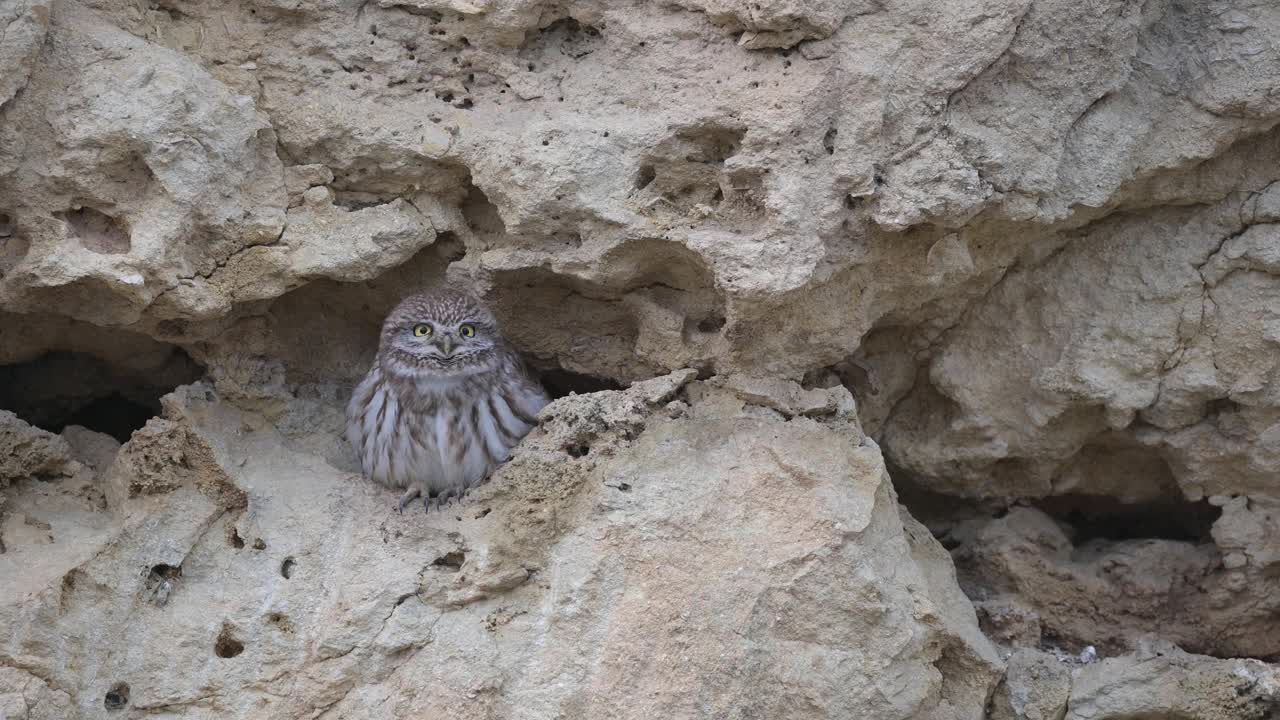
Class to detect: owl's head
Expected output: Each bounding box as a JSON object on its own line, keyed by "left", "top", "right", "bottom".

{"left": 379, "top": 288, "right": 503, "bottom": 377}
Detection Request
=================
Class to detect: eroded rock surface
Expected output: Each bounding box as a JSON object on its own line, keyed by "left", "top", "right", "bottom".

{"left": 3, "top": 0, "right": 1280, "bottom": 716}
{"left": 0, "top": 376, "right": 1003, "bottom": 718}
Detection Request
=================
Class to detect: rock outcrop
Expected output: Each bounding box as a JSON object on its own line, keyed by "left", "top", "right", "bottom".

{"left": 3, "top": 0, "right": 1280, "bottom": 716}
{"left": 1, "top": 375, "right": 1005, "bottom": 718}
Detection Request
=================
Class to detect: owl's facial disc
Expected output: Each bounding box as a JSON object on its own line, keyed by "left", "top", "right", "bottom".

{"left": 403, "top": 319, "right": 496, "bottom": 364}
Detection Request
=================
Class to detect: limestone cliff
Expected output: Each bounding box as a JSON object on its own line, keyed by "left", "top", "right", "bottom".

{"left": 2, "top": 0, "right": 1280, "bottom": 717}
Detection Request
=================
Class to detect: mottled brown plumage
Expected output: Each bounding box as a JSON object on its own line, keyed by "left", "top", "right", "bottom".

{"left": 346, "top": 288, "right": 549, "bottom": 512}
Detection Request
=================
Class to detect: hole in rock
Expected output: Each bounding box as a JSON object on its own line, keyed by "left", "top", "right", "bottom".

{"left": 104, "top": 682, "right": 130, "bottom": 711}
{"left": 822, "top": 127, "right": 837, "bottom": 155}
{"left": 436, "top": 231, "right": 466, "bottom": 264}
{"left": 462, "top": 182, "right": 505, "bottom": 235}
{"left": 695, "top": 314, "right": 726, "bottom": 334}
{"left": 634, "top": 164, "right": 656, "bottom": 190}
{"left": 280, "top": 556, "right": 296, "bottom": 579}
{"left": 0, "top": 213, "right": 12, "bottom": 237}
{"left": 57, "top": 206, "right": 132, "bottom": 254}
{"left": 0, "top": 349, "right": 203, "bottom": 442}
{"left": 538, "top": 368, "right": 624, "bottom": 400}
{"left": 144, "top": 562, "right": 181, "bottom": 606}
{"left": 226, "top": 525, "right": 245, "bottom": 549}
{"left": 265, "top": 612, "right": 294, "bottom": 633}
{"left": 214, "top": 625, "right": 244, "bottom": 658}
{"left": 432, "top": 551, "right": 465, "bottom": 570}
{"left": 147, "top": 563, "right": 181, "bottom": 584}
{"left": 566, "top": 444, "right": 590, "bottom": 458}
{"left": 1034, "top": 494, "right": 1221, "bottom": 545}
{"left": 253, "top": 538, "right": 267, "bottom": 550}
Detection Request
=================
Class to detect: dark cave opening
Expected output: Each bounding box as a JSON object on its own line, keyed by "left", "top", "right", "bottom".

{"left": 537, "top": 367, "right": 625, "bottom": 400}
{"left": 0, "top": 349, "right": 204, "bottom": 443}
{"left": 1034, "top": 494, "right": 1222, "bottom": 545}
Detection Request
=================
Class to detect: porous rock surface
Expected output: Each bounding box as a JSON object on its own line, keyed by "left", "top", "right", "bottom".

{"left": 1, "top": 374, "right": 1004, "bottom": 718}
{"left": 3, "top": 0, "right": 1280, "bottom": 717}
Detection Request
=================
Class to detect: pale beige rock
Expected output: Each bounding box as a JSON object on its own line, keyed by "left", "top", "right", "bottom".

{"left": 1067, "top": 646, "right": 1280, "bottom": 720}
{"left": 2, "top": 0, "right": 1280, "bottom": 715}
{"left": 0, "top": 377, "right": 1001, "bottom": 718}
{"left": 0, "top": 411, "right": 77, "bottom": 486}
{"left": 951, "top": 506, "right": 1280, "bottom": 658}
{"left": 990, "top": 649, "right": 1071, "bottom": 720}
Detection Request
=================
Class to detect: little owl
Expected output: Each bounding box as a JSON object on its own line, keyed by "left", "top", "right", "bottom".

{"left": 346, "top": 288, "right": 550, "bottom": 512}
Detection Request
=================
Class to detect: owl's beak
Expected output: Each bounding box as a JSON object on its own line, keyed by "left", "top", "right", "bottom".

{"left": 439, "top": 335, "right": 456, "bottom": 356}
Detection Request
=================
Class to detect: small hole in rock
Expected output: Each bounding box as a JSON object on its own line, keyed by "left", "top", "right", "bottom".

{"left": 226, "top": 525, "right": 245, "bottom": 549}
{"left": 280, "top": 556, "right": 296, "bottom": 579}
{"left": 538, "top": 368, "right": 624, "bottom": 400}
{"left": 57, "top": 206, "right": 131, "bottom": 254}
{"left": 822, "top": 127, "right": 837, "bottom": 155}
{"left": 144, "top": 563, "right": 181, "bottom": 605}
{"left": 214, "top": 625, "right": 245, "bottom": 658}
{"left": 566, "top": 444, "right": 590, "bottom": 458}
{"left": 634, "top": 164, "right": 656, "bottom": 190}
{"left": 253, "top": 538, "right": 267, "bottom": 550}
{"left": 147, "top": 563, "right": 181, "bottom": 582}
{"left": 0, "top": 213, "right": 12, "bottom": 237}
{"left": 433, "top": 551, "right": 465, "bottom": 570}
{"left": 265, "top": 612, "right": 294, "bottom": 633}
{"left": 104, "top": 682, "right": 130, "bottom": 711}
{"left": 696, "top": 315, "right": 727, "bottom": 333}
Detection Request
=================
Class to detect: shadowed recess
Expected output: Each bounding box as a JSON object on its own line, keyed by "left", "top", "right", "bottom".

{"left": 0, "top": 349, "right": 204, "bottom": 442}
{"left": 1034, "top": 494, "right": 1222, "bottom": 545}
{"left": 537, "top": 368, "right": 624, "bottom": 400}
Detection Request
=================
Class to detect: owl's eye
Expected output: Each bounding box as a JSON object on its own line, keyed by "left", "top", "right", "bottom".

{"left": 413, "top": 323, "right": 432, "bottom": 337}
{"left": 459, "top": 324, "right": 476, "bottom": 338}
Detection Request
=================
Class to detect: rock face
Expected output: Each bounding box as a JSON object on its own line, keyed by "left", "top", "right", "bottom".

{"left": 0, "top": 375, "right": 1003, "bottom": 718}
{"left": 3, "top": 0, "right": 1280, "bottom": 717}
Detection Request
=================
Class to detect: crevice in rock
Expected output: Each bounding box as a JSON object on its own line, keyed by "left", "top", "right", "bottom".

{"left": 144, "top": 563, "right": 182, "bottom": 607}
{"left": 0, "top": 349, "right": 204, "bottom": 443}
{"left": 214, "top": 624, "right": 245, "bottom": 658}
{"left": 891, "top": 455, "right": 1268, "bottom": 659}
{"left": 633, "top": 122, "right": 749, "bottom": 216}
{"left": 461, "top": 181, "right": 505, "bottom": 236}
{"left": 537, "top": 368, "right": 624, "bottom": 400}
{"left": 1034, "top": 494, "right": 1221, "bottom": 545}
{"left": 55, "top": 206, "right": 132, "bottom": 255}
{"left": 520, "top": 16, "right": 603, "bottom": 60}
{"left": 103, "top": 682, "right": 129, "bottom": 711}
{"left": 431, "top": 550, "right": 465, "bottom": 570}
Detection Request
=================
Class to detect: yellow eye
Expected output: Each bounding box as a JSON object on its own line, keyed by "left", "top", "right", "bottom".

{"left": 459, "top": 324, "right": 476, "bottom": 338}
{"left": 413, "top": 323, "right": 432, "bottom": 337}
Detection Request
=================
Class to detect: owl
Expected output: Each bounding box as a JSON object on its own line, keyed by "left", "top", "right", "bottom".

{"left": 345, "top": 288, "right": 550, "bottom": 512}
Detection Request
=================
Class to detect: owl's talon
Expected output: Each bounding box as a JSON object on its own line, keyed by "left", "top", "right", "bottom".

{"left": 398, "top": 488, "right": 421, "bottom": 514}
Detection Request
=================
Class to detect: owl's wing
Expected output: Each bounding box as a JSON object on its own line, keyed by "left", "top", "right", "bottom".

{"left": 501, "top": 348, "right": 551, "bottom": 423}
{"left": 345, "top": 362, "right": 384, "bottom": 452}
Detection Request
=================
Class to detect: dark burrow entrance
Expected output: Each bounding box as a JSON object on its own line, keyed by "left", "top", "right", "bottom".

{"left": 537, "top": 367, "right": 625, "bottom": 400}
{"left": 1033, "top": 493, "right": 1221, "bottom": 544}
{"left": 0, "top": 349, "right": 204, "bottom": 442}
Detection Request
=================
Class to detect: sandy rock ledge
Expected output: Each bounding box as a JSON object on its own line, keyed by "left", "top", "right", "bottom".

{"left": 3, "top": 374, "right": 1005, "bottom": 718}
